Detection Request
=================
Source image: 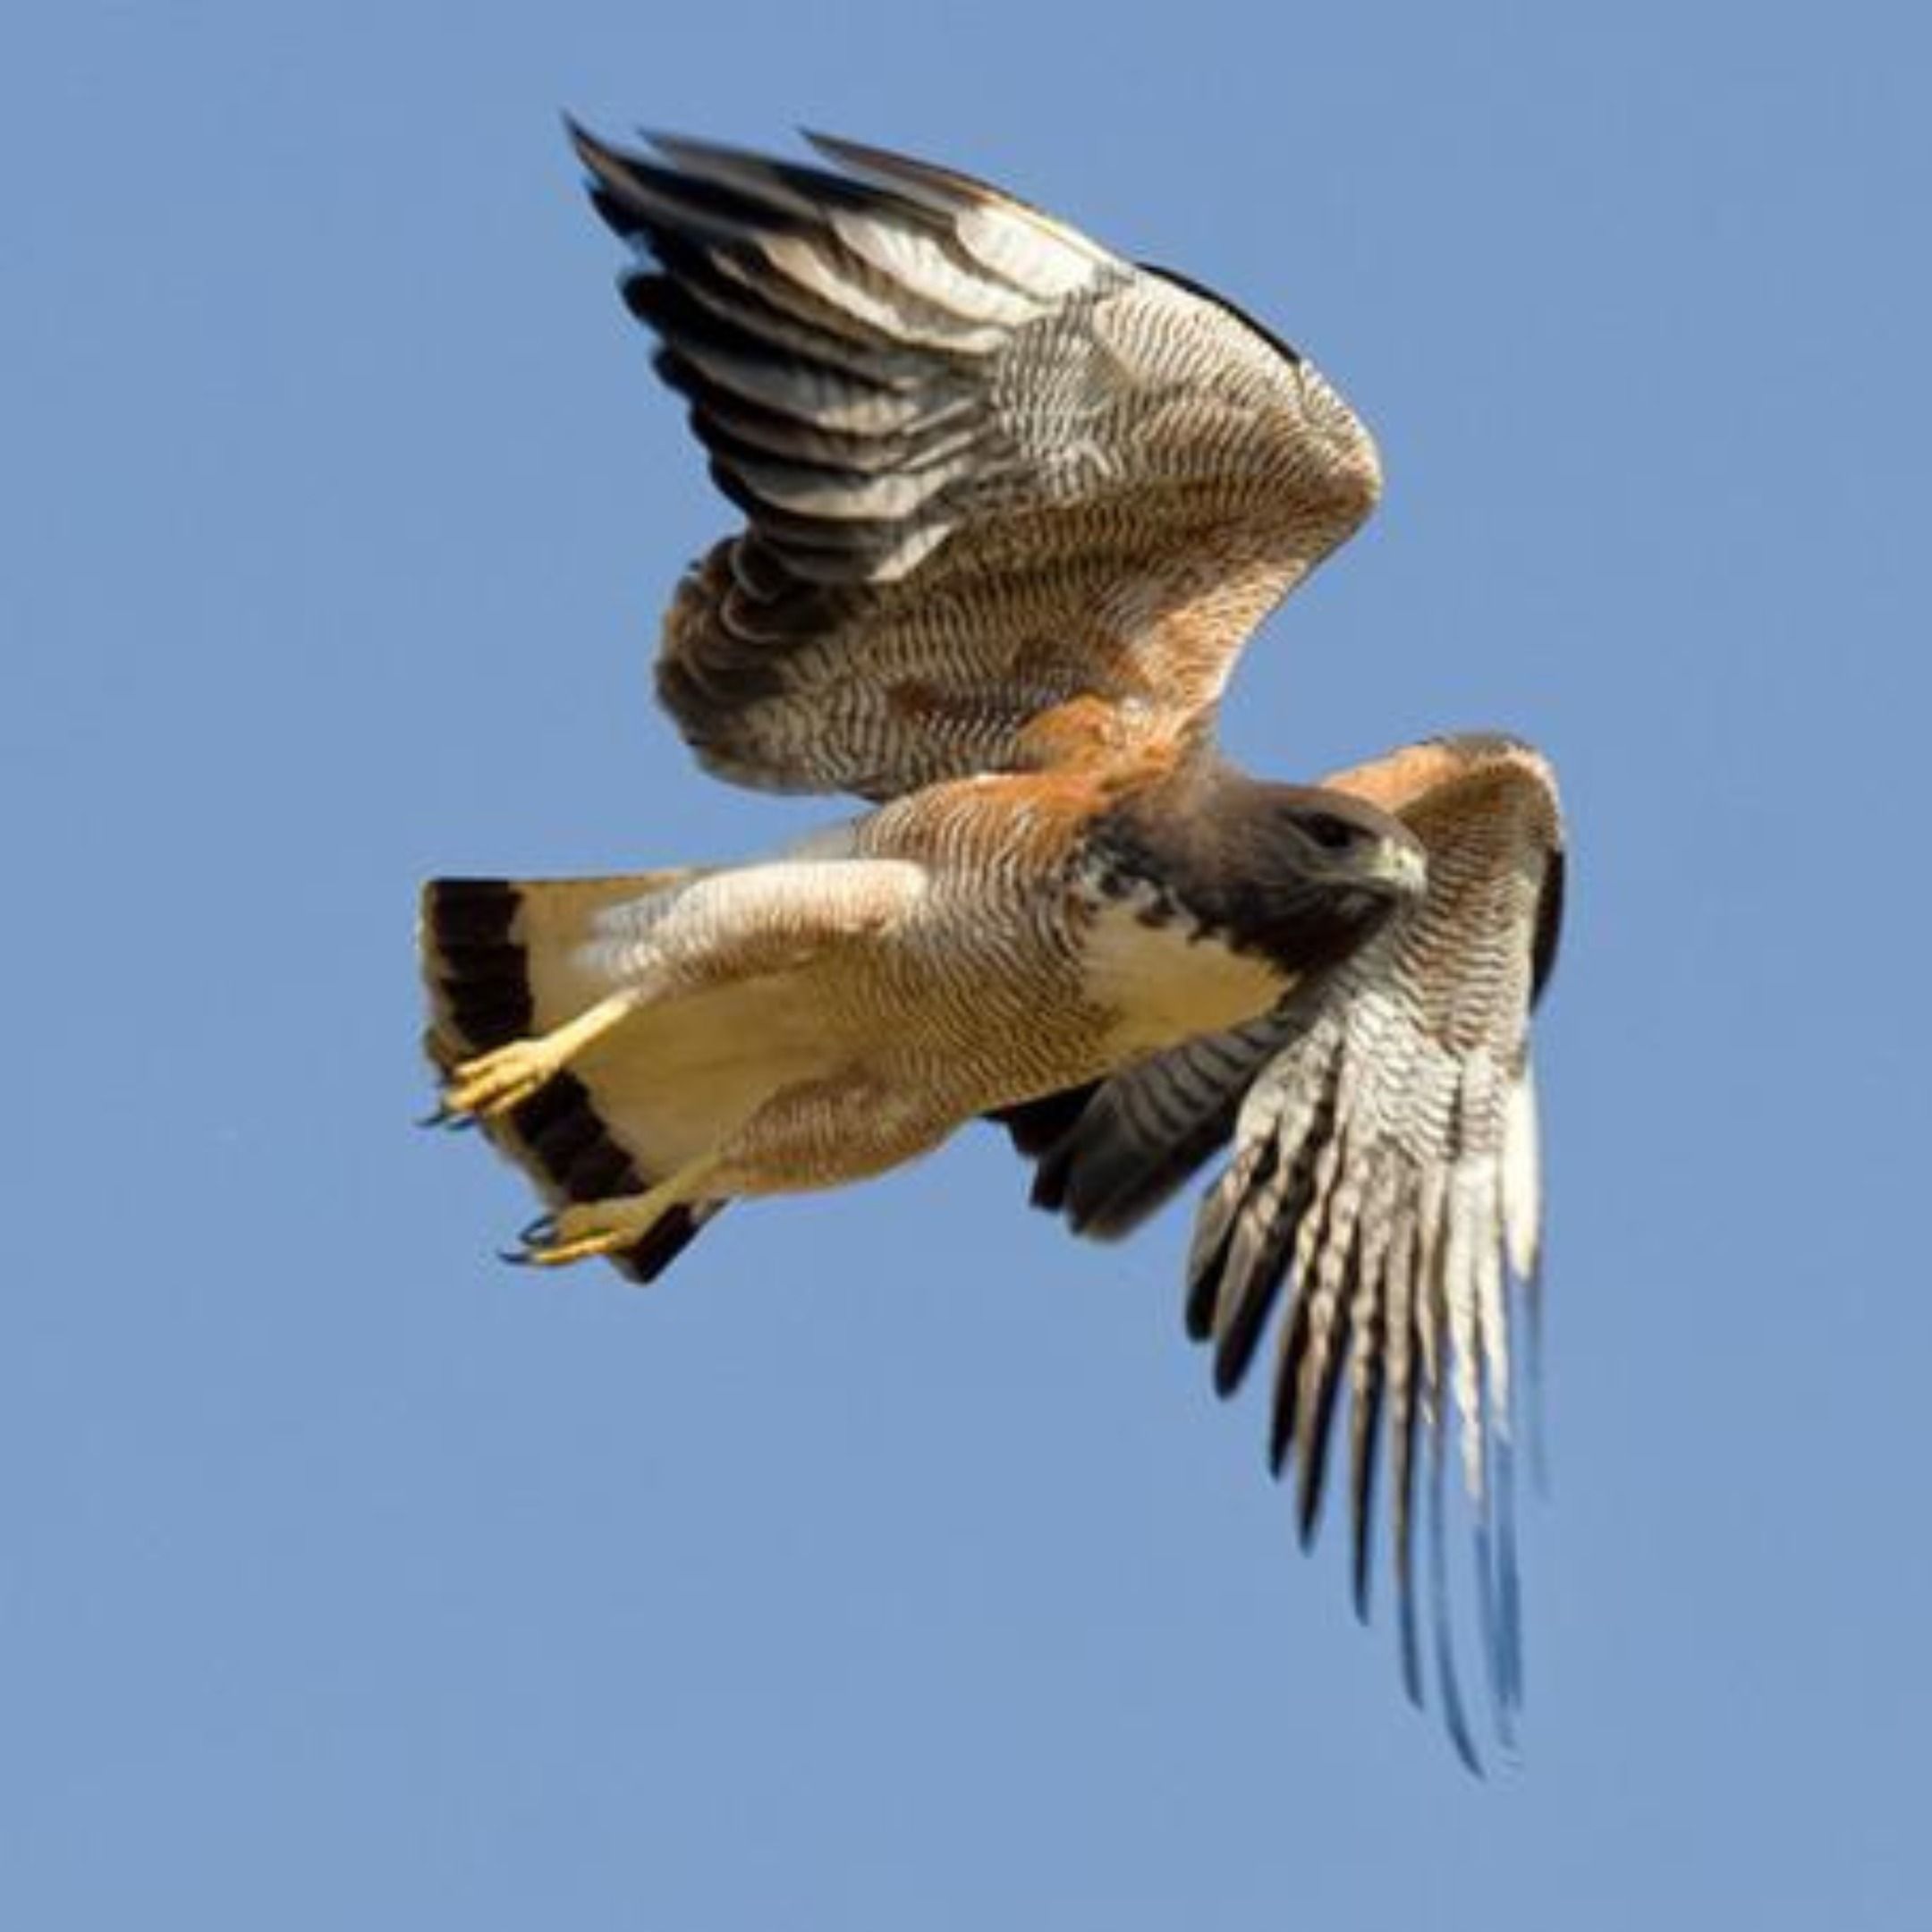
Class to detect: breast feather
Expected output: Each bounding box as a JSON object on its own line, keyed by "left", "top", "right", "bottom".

{"left": 1081, "top": 890, "right": 1288, "bottom": 1054}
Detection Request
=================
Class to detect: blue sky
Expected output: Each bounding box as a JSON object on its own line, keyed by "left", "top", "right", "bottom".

{"left": 7, "top": 1, "right": 1928, "bottom": 1924}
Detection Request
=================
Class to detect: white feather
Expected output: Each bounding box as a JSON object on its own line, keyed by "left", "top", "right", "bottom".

{"left": 1501, "top": 1062, "right": 1543, "bottom": 1282}
{"left": 1472, "top": 1163, "right": 1510, "bottom": 1444}
{"left": 953, "top": 204, "right": 1106, "bottom": 300}
{"left": 1082, "top": 894, "right": 1288, "bottom": 1054}
{"left": 756, "top": 230, "right": 1013, "bottom": 345}
{"left": 1443, "top": 1166, "right": 1485, "bottom": 1503}
{"left": 828, "top": 211, "right": 1044, "bottom": 328}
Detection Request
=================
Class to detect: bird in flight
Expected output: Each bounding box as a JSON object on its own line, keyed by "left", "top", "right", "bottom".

{"left": 420, "top": 126, "right": 1566, "bottom": 1766}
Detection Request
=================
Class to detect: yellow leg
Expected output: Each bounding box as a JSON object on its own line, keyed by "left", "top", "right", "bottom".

{"left": 514, "top": 1156, "right": 724, "bottom": 1268}
{"left": 438, "top": 989, "right": 640, "bottom": 1123}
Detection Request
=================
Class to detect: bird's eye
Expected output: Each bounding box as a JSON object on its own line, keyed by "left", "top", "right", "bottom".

{"left": 1303, "top": 812, "right": 1356, "bottom": 852}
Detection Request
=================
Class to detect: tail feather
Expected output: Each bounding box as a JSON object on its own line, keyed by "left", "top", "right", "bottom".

{"left": 427, "top": 878, "right": 531, "bottom": 1051}
{"left": 420, "top": 873, "right": 727, "bottom": 1282}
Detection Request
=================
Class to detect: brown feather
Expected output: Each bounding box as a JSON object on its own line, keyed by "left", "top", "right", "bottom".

{"left": 573, "top": 125, "right": 1380, "bottom": 801}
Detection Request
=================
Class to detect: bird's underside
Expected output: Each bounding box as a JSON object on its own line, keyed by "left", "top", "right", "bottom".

{"left": 422, "top": 755, "right": 1426, "bottom": 1267}
{"left": 419, "top": 125, "right": 1569, "bottom": 1769}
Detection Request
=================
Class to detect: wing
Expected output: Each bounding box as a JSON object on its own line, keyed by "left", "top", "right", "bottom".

{"left": 1001, "top": 735, "right": 1565, "bottom": 1767}
{"left": 573, "top": 126, "right": 1383, "bottom": 799}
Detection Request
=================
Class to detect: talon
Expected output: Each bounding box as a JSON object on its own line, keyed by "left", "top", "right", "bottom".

{"left": 497, "top": 1158, "right": 723, "bottom": 1275}
{"left": 518, "top": 1227, "right": 627, "bottom": 1267}
{"left": 439, "top": 1039, "right": 560, "bottom": 1123}
{"left": 506, "top": 1208, "right": 618, "bottom": 1269}
{"left": 436, "top": 995, "right": 644, "bottom": 1124}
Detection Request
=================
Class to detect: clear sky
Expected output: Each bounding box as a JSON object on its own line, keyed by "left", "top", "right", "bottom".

{"left": 6, "top": 1, "right": 1928, "bottom": 1925}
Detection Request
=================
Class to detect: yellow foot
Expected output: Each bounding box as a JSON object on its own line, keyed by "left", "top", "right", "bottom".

{"left": 433, "top": 990, "right": 641, "bottom": 1123}
{"left": 509, "top": 1160, "right": 722, "bottom": 1269}
{"left": 437, "top": 1038, "right": 564, "bottom": 1122}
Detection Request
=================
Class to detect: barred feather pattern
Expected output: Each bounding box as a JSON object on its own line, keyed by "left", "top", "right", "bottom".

{"left": 1195, "top": 741, "right": 1560, "bottom": 1766}
{"left": 572, "top": 126, "right": 1383, "bottom": 799}
{"left": 1023, "top": 1014, "right": 1287, "bottom": 1237}
{"left": 1009, "top": 736, "right": 1563, "bottom": 1767}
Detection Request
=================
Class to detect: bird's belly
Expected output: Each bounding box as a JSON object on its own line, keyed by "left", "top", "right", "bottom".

{"left": 576, "top": 973, "right": 844, "bottom": 1175}
{"left": 1080, "top": 899, "right": 1289, "bottom": 1056}
{"left": 818, "top": 940, "right": 1102, "bottom": 1106}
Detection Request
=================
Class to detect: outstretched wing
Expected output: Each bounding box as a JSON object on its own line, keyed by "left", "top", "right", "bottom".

{"left": 1002, "top": 735, "right": 1565, "bottom": 1766}
{"left": 574, "top": 126, "right": 1383, "bottom": 799}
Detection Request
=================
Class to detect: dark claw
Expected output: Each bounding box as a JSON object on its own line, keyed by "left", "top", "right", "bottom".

{"left": 417, "top": 1103, "right": 476, "bottom": 1132}
{"left": 497, "top": 1213, "right": 559, "bottom": 1267}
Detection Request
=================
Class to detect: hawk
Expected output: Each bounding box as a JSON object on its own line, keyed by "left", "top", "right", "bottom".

{"left": 420, "top": 128, "right": 1566, "bottom": 1765}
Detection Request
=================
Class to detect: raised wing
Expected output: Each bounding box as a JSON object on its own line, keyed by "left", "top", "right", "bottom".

{"left": 573, "top": 126, "right": 1383, "bottom": 799}
{"left": 1001, "top": 735, "right": 1565, "bottom": 1767}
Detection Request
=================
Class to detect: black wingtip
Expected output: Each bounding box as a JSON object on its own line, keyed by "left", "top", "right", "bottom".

{"left": 1472, "top": 1514, "right": 1510, "bottom": 1748}
{"left": 1029, "top": 1148, "right": 1072, "bottom": 1216}
{"left": 1428, "top": 1430, "right": 1484, "bottom": 1777}
{"left": 1183, "top": 1269, "right": 1219, "bottom": 1345}
{"left": 1398, "top": 1583, "right": 1423, "bottom": 1709}
{"left": 798, "top": 128, "right": 870, "bottom": 174}
{"left": 1292, "top": 1303, "right": 1352, "bottom": 1548}
{"left": 1264, "top": 1293, "right": 1306, "bottom": 1470}
{"left": 1530, "top": 845, "right": 1566, "bottom": 1007}
{"left": 1491, "top": 1429, "right": 1527, "bottom": 1728}
{"left": 1349, "top": 1370, "right": 1385, "bottom": 1623}
{"left": 631, "top": 126, "right": 734, "bottom": 176}
{"left": 564, "top": 113, "right": 620, "bottom": 180}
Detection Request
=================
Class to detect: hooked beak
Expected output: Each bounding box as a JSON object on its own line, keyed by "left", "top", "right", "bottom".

{"left": 1371, "top": 831, "right": 1429, "bottom": 901}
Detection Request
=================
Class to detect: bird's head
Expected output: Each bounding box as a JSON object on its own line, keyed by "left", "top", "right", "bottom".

{"left": 1241, "top": 784, "right": 1428, "bottom": 965}
{"left": 1270, "top": 785, "right": 1427, "bottom": 894}
{"left": 1087, "top": 768, "right": 1427, "bottom": 977}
